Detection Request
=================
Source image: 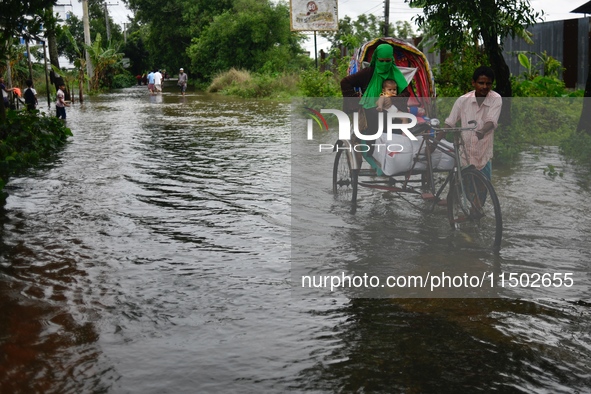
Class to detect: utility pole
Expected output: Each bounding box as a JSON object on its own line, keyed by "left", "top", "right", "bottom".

{"left": 104, "top": 3, "right": 111, "bottom": 41}
{"left": 82, "top": 0, "right": 93, "bottom": 78}
{"left": 25, "top": 38, "right": 34, "bottom": 82}
{"left": 104, "top": 2, "right": 118, "bottom": 41}
{"left": 384, "top": 0, "right": 390, "bottom": 37}
{"left": 123, "top": 23, "right": 127, "bottom": 44}
{"left": 43, "top": 40, "right": 51, "bottom": 108}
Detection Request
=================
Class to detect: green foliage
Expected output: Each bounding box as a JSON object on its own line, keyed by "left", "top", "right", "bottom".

{"left": 187, "top": 0, "right": 305, "bottom": 80}
{"left": 493, "top": 124, "right": 523, "bottom": 165}
{"left": 56, "top": 8, "right": 124, "bottom": 66}
{"left": 207, "top": 68, "right": 300, "bottom": 99}
{"left": 542, "top": 164, "right": 563, "bottom": 177}
{"left": 258, "top": 45, "right": 312, "bottom": 75}
{"left": 85, "top": 33, "right": 126, "bottom": 89}
{"left": 297, "top": 69, "right": 341, "bottom": 98}
{"left": 0, "top": 0, "right": 54, "bottom": 64}
{"left": 434, "top": 45, "right": 488, "bottom": 97}
{"left": 127, "top": 0, "right": 234, "bottom": 73}
{"left": 512, "top": 76, "right": 581, "bottom": 98}
{"left": 492, "top": 98, "right": 583, "bottom": 165}
{"left": 121, "top": 25, "right": 151, "bottom": 76}
{"left": 408, "top": 0, "right": 543, "bottom": 55}
{"left": 0, "top": 110, "right": 72, "bottom": 202}
{"left": 408, "top": 0, "right": 544, "bottom": 97}
{"left": 560, "top": 131, "right": 591, "bottom": 165}
{"left": 511, "top": 51, "right": 579, "bottom": 98}
{"left": 208, "top": 68, "right": 253, "bottom": 93}
{"left": 321, "top": 14, "right": 383, "bottom": 54}
{"left": 516, "top": 50, "right": 564, "bottom": 80}
{"left": 112, "top": 73, "right": 137, "bottom": 89}
{"left": 394, "top": 21, "right": 417, "bottom": 40}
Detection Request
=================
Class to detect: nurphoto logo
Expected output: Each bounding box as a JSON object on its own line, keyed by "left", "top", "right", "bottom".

{"left": 306, "top": 108, "right": 418, "bottom": 153}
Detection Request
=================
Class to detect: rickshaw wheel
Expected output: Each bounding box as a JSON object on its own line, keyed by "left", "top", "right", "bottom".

{"left": 447, "top": 168, "right": 502, "bottom": 251}
{"left": 332, "top": 145, "right": 358, "bottom": 212}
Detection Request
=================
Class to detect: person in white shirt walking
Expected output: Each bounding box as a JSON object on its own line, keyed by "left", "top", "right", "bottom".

{"left": 154, "top": 70, "right": 163, "bottom": 93}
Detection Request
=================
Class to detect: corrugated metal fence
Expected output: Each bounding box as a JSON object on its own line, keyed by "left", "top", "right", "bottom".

{"left": 504, "top": 17, "right": 589, "bottom": 89}
{"left": 424, "top": 17, "right": 590, "bottom": 90}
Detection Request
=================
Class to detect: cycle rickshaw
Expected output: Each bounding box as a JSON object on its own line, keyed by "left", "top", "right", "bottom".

{"left": 333, "top": 37, "right": 503, "bottom": 251}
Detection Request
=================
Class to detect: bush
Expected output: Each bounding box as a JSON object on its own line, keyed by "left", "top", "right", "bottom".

{"left": 206, "top": 69, "right": 300, "bottom": 99}
{"left": 433, "top": 46, "right": 488, "bottom": 98}
{"left": 112, "top": 73, "right": 137, "bottom": 89}
{"left": 0, "top": 110, "right": 72, "bottom": 202}
{"left": 297, "top": 68, "right": 341, "bottom": 97}
{"left": 560, "top": 131, "right": 591, "bottom": 165}
{"left": 208, "top": 68, "right": 253, "bottom": 93}
{"left": 493, "top": 98, "right": 583, "bottom": 164}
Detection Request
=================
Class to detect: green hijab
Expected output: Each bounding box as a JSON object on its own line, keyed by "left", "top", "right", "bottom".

{"left": 359, "top": 44, "right": 408, "bottom": 109}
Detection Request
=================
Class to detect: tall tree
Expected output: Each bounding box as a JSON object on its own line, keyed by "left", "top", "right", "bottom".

{"left": 321, "top": 14, "right": 384, "bottom": 54}
{"left": 0, "top": 0, "right": 56, "bottom": 121}
{"left": 123, "top": 0, "right": 233, "bottom": 73}
{"left": 407, "top": 0, "right": 543, "bottom": 100}
{"left": 187, "top": 0, "right": 306, "bottom": 80}
{"left": 41, "top": 6, "right": 64, "bottom": 88}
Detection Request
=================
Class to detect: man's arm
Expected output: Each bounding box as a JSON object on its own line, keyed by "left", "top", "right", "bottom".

{"left": 476, "top": 95, "right": 502, "bottom": 139}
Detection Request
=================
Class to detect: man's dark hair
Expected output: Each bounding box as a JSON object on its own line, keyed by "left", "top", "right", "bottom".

{"left": 472, "top": 66, "right": 495, "bottom": 82}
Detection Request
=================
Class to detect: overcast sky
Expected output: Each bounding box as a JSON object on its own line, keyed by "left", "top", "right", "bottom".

{"left": 61, "top": 0, "right": 591, "bottom": 55}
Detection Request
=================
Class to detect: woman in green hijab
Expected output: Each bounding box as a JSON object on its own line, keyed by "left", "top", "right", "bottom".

{"left": 341, "top": 43, "right": 410, "bottom": 135}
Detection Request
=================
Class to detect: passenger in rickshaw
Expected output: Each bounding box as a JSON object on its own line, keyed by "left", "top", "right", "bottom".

{"left": 340, "top": 43, "right": 411, "bottom": 164}
{"left": 340, "top": 43, "right": 410, "bottom": 133}
{"left": 375, "top": 79, "right": 398, "bottom": 112}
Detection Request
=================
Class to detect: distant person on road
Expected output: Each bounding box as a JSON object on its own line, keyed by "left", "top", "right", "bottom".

{"left": 177, "top": 68, "right": 188, "bottom": 96}
{"left": 147, "top": 70, "right": 155, "bottom": 94}
{"left": 154, "top": 69, "right": 163, "bottom": 93}
{"left": 1, "top": 76, "right": 15, "bottom": 108}
{"left": 24, "top": 79, "right": 38, "bottom": 111}
{"left": 56, "top": 83, "right": 69, "bottom": 120}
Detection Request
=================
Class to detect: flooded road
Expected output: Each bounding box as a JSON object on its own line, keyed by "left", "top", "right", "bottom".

{"left": 1, "top": 86, "right": 590, "bottom": 393}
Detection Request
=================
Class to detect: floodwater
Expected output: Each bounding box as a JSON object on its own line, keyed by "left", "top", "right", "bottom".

{"left": 1, "top": 85, "right": 590, "bottom": 393}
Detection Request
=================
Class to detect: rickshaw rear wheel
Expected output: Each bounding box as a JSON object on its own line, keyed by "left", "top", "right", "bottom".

{"left": 332, "top": 145, "right": 358, "bottom": 212}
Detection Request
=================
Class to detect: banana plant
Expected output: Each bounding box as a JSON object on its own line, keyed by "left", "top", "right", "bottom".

{"left": 83, "top": 33, "right": 124, "bottom": 91}
{"left": 63, "top": 27, "right": 87, "bottom": 103}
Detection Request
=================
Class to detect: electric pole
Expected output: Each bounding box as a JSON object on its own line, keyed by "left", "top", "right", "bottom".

{"left": 82, "top": 0, "right": 93, "bottom": 78}
{"left": 384, "top": 0, "right": 390, "bottom": 37}
{"left": 105, "top": 3, "right": 111, "bottom": 41}
{"left": 104, "top": 2, "right": 118, "bottom": 41}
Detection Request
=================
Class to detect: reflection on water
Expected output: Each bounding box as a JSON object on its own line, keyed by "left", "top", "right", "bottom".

{"left": 1, "top": 86, "right": 590, "bottom": 393}
{"left": 296, "top": 298, "right": 591, "bottom": 393}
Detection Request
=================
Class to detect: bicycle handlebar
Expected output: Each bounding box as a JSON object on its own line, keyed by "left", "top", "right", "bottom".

{"left": 428, "top": 118, "right": 478, "bottom": 133}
